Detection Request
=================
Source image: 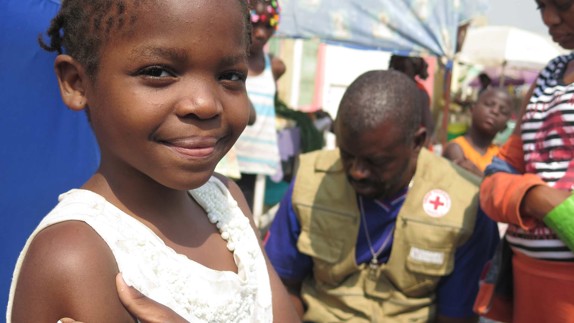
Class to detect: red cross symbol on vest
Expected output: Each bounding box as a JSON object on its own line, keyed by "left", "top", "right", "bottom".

{"left": 429, "top": 196, "right": 444, "bottom": 210}
{"left": 423, "top": 189, "right": 451, "bottom": 218}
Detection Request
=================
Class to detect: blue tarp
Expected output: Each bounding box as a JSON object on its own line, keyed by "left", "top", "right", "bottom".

{"left": 0, "top": 0, "right": 99, "bottom": 316}
{"left": 277, "top": 0, "right": 488, "bottom": 58}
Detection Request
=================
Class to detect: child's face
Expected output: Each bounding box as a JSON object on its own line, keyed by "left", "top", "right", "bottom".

{"left": 472, "top": 89, "right": 513, "bottom": 136}
{"left": 250, "top": 1, "right": 277, "bottom": 54}
{"left": 82, "top": 0, "right": 250, "bottom": 190}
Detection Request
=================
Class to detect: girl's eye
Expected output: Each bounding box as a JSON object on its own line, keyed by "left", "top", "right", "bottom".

{"left": 137, "top": 66, "right": 175, "bottom": 78}
{"left": 220, "top": 71, "right": 247, "bottom": 82}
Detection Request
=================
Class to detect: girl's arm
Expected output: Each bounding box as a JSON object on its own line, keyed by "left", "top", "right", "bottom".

{"left": 217, "top": 174, "right": 301, "bottom": 323}
{"left": 443, "top": 142, "right": 483, "bottom": 177}
{"left": 479, "top": 80, "right": 570, "bottom": 227}
{"left": 10, "top": 221, "right": 134, "bottom": 323}
{"left": 442, "top": 142, "right": 465, "bottom": 163}
{"left": 270, "top": 54, "right": 286, "bottom": 82}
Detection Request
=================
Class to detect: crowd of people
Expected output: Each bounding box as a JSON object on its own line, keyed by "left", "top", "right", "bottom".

{"left": 3, "top": 0, "right": 574, "bottom": 322}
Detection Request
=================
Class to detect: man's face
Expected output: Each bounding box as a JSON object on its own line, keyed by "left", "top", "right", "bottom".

{"left": 337, "top": 119, "right": 422, "bottom": 201}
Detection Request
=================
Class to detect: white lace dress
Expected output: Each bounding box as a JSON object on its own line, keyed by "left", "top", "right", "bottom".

{"left": 7, "top": 177, "right": 273, "bottom": 322}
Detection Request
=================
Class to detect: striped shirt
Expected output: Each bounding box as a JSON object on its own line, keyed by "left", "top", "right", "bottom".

{"left": 511, "top": 53, "right": 574, "bottom": 261}
{"left": 234, "top": 54, "right": 281, "bottom": 176}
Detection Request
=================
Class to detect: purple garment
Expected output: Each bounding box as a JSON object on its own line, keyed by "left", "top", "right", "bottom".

{"left": 277, "top": 127, "right": 301, "bottom": 162}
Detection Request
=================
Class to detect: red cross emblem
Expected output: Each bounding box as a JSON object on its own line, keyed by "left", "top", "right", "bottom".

{"left": 423, "top": 189, "right": 451, "bottom": 217}
{"left": 429, "top": 196, "right": 444, "bottom": 210}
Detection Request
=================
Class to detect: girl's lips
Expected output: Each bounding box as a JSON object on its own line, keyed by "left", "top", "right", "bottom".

{"left": 170, "top": 145, "right": 215, "bottom": 158}
{"left": 161, "top": 137, "right": 218, "bottom": 158}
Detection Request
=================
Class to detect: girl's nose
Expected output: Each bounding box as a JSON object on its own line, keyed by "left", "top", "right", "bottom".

{"left": 253, "top": 25, "right": 268, "bottom": 39}
{"left": 175, "top": 82, "right": 221, "bottom": 120}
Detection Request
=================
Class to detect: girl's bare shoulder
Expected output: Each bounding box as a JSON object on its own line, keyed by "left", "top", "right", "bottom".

{"left": 11, "top": 221, "right": 134, "bottom": 322}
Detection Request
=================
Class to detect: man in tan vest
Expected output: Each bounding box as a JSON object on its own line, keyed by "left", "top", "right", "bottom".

{"left": 264, "top": 70, "right": 500, "bottom": 323}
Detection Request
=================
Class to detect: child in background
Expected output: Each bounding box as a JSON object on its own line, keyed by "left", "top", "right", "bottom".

{"left": 7, "top": 1, "right": 298, "bottom": 322}
{"left": 443, "top": 88, "right": 513, "bottom": 177}
{"left": 233, "top": 0, "right": 286, "bottom": 211}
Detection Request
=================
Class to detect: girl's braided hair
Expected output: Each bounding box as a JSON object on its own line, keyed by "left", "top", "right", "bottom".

{"left": 39, "top": 0, "right": 252, "bottom": 78}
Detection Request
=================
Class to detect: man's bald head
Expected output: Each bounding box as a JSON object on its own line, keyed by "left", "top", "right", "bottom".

{"left": 335, "top": 70, "right": 423, "bottom": 142}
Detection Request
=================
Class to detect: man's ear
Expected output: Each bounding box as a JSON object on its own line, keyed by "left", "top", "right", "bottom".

{"left": 412, "top": 126, "right": 427, "bottom": 152}
{"left": 54, "top": 54, "right": 90, "bottom": 111}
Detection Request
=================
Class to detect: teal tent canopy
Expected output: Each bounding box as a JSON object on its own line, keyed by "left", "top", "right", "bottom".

{"left": 277, "top": 0, "right": 488, "bottom": 59}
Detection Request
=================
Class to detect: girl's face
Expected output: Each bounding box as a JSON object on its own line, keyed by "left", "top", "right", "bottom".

{"left": 83, "top": 0, "right": 250, "bottom": 190}
{"left": 536, "top": 0, "right": 574, "bottom": 49}
{"left": 249, "top": 1, "right": 278, "bottom": 54}
{"left": 472, "top": 89, "right": 513, "bottom": 137}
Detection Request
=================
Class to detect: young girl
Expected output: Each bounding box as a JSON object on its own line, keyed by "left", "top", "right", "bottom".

{"left": 443, "top": 88, "right": 513, "bottom": 177}
{"left": 7, "top": 0, "right": 298, "bottom": 322}
{"left": 232, "top": 0, "right": 286, "bottom": 211}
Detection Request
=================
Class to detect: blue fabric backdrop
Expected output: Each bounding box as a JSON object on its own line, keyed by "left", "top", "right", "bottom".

{"left": 0, "top": 0, "right": 99, "bottom": 317}
{"left": 277, "top": 0, "right": 488, "bottom": 58}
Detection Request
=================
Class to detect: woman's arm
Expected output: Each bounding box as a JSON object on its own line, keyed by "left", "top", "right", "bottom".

{"left": 11, "top": 221, "right": 134, "bottom": 323}
{"left": 480, "top": 80, "right": 539, "bottom": 226}
{"left": 480, "top": 77, "right": 571, "bottom": 227}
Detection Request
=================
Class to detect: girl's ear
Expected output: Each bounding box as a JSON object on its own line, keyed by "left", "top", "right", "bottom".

{"left": 54, "top": 54, "right": 90, "bottom": 111}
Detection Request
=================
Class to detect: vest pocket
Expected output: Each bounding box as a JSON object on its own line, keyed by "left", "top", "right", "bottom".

{"left": 296, "top": 205, "right": 355, "bottom": 285}
{"left": 381, "top": 292, "right": 435, "bottom": 322}
{"left": 297, "top": 229, "right": 343, "bottom": 264}
{"left": 298, "top": 230, "right": 345, "bottom": 285}
{"left": 405, "top": 244, "right": 455, "bottom": 276}
{"left": 384, "top": 219, "right": 459, "bottom": 297}
{"left": 295, "top": 203, "right": 355, "bottom": 265}
{"left": 398, "top": 219, "right": 459, "bottom": 276}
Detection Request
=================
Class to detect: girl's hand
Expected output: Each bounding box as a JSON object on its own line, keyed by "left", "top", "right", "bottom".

{"left": 115, "top": 273, "right": 188, "bottom": 323}
{"left": 58, "top": 273, "right": 189, "bottom": 323}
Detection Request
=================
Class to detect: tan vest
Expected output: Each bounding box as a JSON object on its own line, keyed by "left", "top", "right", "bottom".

{"left": 292, "top": 148, "right": 480, "bottom": 323}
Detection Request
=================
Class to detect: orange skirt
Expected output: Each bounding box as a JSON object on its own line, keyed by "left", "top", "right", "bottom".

{"left": 512, "top": 251, "right": 574, "bottom": 323}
